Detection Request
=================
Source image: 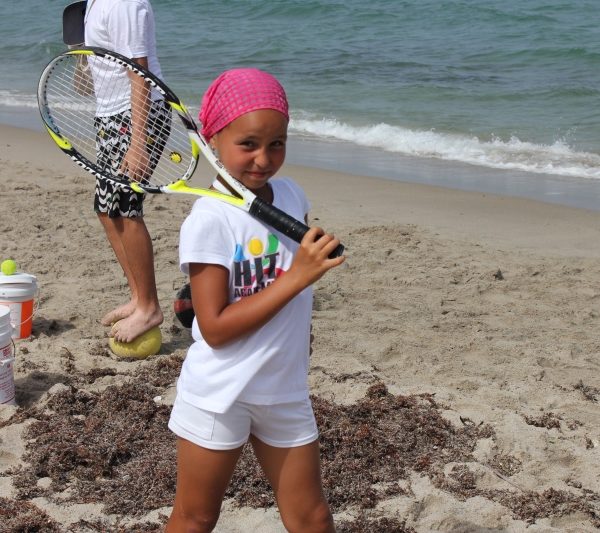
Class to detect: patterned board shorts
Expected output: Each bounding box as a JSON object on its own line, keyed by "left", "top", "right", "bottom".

{"left": 94, "top": 99, "right": 171, "bottom": 218}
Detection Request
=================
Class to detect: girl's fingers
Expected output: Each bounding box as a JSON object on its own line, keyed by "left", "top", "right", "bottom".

{"left": 320, "top": 234, "right": 340, "bottom": 251}
{"left": 299, "top": 227, "right": 345, "bottom": 266}
{"left": 313, "top": 232, "right": 343, "bottom": 258}
{"left": 302, "top": 227, "right": 337, "bottom": 250}
{"left": 301, "top": 226, "right": 324, "bottom": 246}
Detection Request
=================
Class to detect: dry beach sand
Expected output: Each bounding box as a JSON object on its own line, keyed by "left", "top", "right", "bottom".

{"left": 0, "top": 124, "right": 599, "bottom": 532}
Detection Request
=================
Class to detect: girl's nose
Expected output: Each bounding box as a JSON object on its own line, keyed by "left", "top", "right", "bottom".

{"left": 254, "top": 149, "right": 269, "bottom": 168}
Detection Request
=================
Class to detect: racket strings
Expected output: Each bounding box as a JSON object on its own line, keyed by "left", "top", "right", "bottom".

{"left": 42, "top": 53, "right": 197, "bottom": 190}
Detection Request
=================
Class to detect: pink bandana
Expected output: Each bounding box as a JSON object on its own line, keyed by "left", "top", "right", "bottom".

{"left": 199, "top": 68, "right": 289, "bottom": 140}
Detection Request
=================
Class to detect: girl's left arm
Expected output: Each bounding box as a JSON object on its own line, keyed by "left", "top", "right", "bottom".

{"left": 190, "top": 227, "right": 343, "bottom": 348}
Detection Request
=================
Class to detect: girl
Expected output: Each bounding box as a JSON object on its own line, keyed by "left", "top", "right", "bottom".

{"left": 166, "top": 69, "right": 344, "bottom": 533}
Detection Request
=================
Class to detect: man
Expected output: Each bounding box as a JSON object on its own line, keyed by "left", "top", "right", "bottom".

{"left": 84, "top": 0, "right": 166, "bottom": 342}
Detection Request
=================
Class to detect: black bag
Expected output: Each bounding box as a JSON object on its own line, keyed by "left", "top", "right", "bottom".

{"left": 62, "top": 1, "right": 94, "bottom": 96}
{"left": 62, "top": 1, "right": 87, "bottom": 45}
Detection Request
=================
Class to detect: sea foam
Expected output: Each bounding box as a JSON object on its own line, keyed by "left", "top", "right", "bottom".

{"left": 291, "top": 116, "right": 600, "bottom": 180}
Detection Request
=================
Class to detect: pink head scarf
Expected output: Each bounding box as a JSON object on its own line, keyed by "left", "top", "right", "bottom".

{"left": 199, "top": 68, "right": 289, "bottom": 141}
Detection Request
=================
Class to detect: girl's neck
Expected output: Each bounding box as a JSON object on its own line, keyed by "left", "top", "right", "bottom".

{"left": 254, "top": 183, "right": 273, "bottom": 204}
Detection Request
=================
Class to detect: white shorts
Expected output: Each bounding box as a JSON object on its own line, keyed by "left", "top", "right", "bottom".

{"left": 168, "top": 395, "right": 319, "bottom": 451}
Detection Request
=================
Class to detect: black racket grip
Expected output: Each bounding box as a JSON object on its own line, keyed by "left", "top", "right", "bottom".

{"left": 249, "top": 198, "right": 345, "bottom": 259}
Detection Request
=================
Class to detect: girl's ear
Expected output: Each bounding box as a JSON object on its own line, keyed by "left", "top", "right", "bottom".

{"left": 210, "top": 137, "right": 220, "bottom": 159}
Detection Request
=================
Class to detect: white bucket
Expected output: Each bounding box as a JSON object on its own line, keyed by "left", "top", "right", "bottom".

{"left": 0, "top": 304, "right": 16, "bottom": 405}
{"left": 0, "top": 272, "right": 38, "bottom": 339}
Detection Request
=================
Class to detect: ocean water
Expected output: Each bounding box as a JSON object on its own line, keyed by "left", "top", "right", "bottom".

{"left": 1, "top": 0, "right": 600, "bottom": 207}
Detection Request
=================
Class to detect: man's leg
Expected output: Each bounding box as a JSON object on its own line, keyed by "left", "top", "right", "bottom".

{"left": 104, "top": 215, "right": 163, "bottom": 342}
{"left": 98, "top": 213, "right": 138, "bottom": 325}
{"left": 95, "top": 102, "right": 167, "bottom": 341}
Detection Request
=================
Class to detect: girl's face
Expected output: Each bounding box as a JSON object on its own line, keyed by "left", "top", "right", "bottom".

{"left": 211, "top": 109, "right": 288, "bottom": 193}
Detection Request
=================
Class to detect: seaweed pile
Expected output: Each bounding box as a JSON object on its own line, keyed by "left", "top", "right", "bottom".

{"left": 3, "top": 361, "right": 599, "bottom": 531}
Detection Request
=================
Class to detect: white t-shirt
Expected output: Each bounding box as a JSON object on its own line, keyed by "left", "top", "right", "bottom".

{"left": 177, "top": 178, "right": 313, "bottom": 413}
{"left": 84, "top": 0, "right": 163, "bottom": 116}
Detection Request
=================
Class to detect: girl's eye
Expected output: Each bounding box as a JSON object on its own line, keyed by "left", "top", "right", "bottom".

{"left": 236, "top": 139, "right": 286, "bottom": 150}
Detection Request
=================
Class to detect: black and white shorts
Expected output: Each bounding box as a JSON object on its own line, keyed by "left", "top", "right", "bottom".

{"left": 94, "top": 99, "right": 171, "bottom": 218}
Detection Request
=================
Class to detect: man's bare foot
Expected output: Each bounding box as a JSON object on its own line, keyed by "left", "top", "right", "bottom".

{"left": 101, "top": 301, "right": 136, "bottom": 326}
{"left": 110, "top": 307, "right": 163, "bottom": 343}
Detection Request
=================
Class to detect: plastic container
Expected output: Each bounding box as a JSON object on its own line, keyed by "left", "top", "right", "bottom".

{"left": 0, "top": 272, "right": 38, "bottom": 339}
{"left": 0, "top": 305, "right": 16, "bottom": 405}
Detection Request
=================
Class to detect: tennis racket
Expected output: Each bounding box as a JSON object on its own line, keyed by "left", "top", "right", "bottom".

{"left": 37, "top": 47, "right": 344, "bottom": 258}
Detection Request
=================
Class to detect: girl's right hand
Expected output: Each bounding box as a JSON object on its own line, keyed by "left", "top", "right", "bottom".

{"left": 288, "top": 227, "right": 345, "bottom": 288}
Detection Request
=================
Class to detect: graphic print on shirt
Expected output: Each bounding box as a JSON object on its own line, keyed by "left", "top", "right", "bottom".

{"left": 233, "top": 233, "right": 284, "bottom": 298}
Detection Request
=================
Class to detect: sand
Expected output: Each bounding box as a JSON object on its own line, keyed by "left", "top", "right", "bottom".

{"left": 0, "top": 123, "right": 599, "bottom": 532}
